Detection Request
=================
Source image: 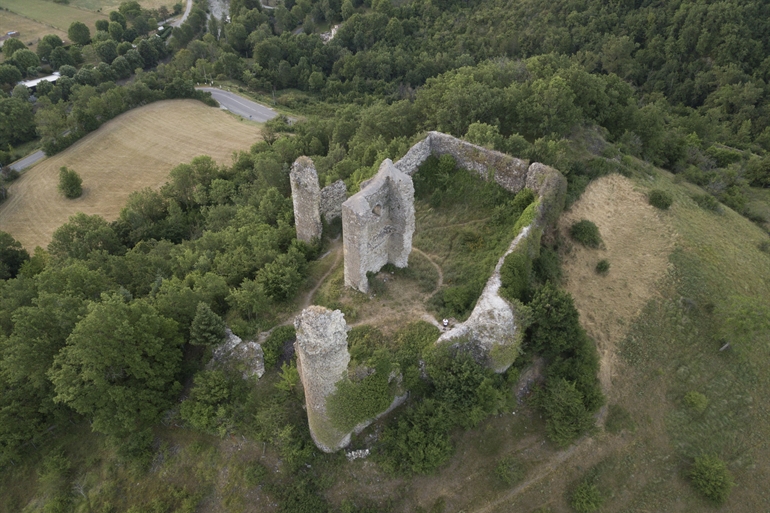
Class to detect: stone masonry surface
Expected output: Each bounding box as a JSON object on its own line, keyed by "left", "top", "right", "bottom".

{"left": 342, "top": 159, "right": 415, "bottom": 293}
{"left": 290, "top": 157, "right": 322, "bottom": 243}
{"left": 294, "top": 306, "right": 352, "bottom": 452}
{"left": 320, "top": 179, "right": 348, "bottom": 223}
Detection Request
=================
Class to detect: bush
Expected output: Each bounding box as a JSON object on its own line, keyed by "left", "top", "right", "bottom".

{"left": 262, "top": 326, "right": 295, "bottom": 369}
{"left": 691, "top": 193, "right": 720, "bottom": 212}
{"left": 648, "top": 189, "right": 673, "bottom": 210}
{"left": 379, "top": 399, "right": 454, "bottom": 475}
{"left": 684, "top": 391, "right": 709, "bottom": 414}
{"left": 595, "top": 259, "right": 610, "bottom": 275}
{"left": 569, "top": 481, "right": 603, "bottom": 513}
{"left": 569, "top": 220, "right": 602, "bottom": 248}
{"left": 494, "top": 455, "right": 526, "bottom": 486}
{"left": 537, "top": 378, "right": 596, "bottom": 447}
{"left": 533, "top": 246, "right": 562, "bottom": 285}
{"left": 689, "top": 454, "right": 734, "bottom": 505}
{"left": 500, "top": 248, "right": 530, "bottom": 302}
{"left": 58, "top": 166, "right": 83, "bottom": 198}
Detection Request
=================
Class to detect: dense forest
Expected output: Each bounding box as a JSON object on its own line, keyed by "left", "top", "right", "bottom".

{"left": 1, "top": 0, "right": 769, "bottom": 510}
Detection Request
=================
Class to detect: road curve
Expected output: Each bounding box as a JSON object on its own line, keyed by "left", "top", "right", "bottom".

{"left": 196, "top": 87, "right": 279, "bottom": 123}
{"left": 9, "top": 150, "right": 45, "bottom": 172}
{"left": 171, "top": 0, "right": 194, "bottom": 27}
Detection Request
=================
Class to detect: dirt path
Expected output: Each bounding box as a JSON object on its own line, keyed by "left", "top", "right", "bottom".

{"left": 411, "top": 247, "right": 444, "bottom": 294}
{"left": 301, "top": 237, "right": 342, "bottom": 310}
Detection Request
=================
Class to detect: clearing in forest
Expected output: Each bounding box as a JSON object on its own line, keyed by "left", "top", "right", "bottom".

{"left": 0, "top": 100, "right": 262, "bottom": 250}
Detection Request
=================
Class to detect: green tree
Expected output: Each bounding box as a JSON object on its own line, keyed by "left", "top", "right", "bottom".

{"left": 68, "top": 21, "right": 91, "bottom": 45}
{"left": 538, "top": 378, "right": 595, "bottom": 447}
{"left": 1, "top": 38, "right": 25, "bottom": 59}
{"left": 189, "top": 302, "right": 226, "bottom": 346}
{"left": 180, "top": 370, "right": 235, "bottom": 435}
{"left": 49, "top": 295, "right": 183, "bottom": 437}
{"left": 58, "top": 166, "right": 83, "bottom": 199}
{"left": 10, "top": 49, "right": 40, "bottom": 77}
{"left": 0, "top": 231, "right": 29, "bottom": 280}
{"left": 48, "top": 212, "right": 124, "bottom": 260}
{"left": 0, "top": 97, "right": 36, "bottom": 147}
{"left": 0, "top": 64, "right": 22, "bottom": 89}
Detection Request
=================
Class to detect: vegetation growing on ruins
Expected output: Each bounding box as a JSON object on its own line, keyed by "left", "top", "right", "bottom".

{"left": 1, "top": 0, "right": 770, "bottom": 509}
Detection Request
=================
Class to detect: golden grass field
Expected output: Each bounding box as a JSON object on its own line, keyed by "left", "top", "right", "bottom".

{"left": 0, "top": 0, "right": 107, "bottom": 33}
{"left": 0, "top": 100, "right": 262, "bottom": 250}
{"left": 65, "top": 0, "right": 177, "bottom": 13}
{"left": 0, "top": 11, "right": 68, "bottom": 57}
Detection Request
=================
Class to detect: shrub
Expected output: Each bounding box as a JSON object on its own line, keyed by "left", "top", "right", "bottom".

{"left": 691, "top": 193, "right": 720, "bottom": 212}
{"left": 533, "top": 246, "right": 562, "bottom": 284}
{"left": 595, "top": 259, "right": 610, "bottom": 275}
{"left": 494, "top": 455, "right": 526, "bottom": 486}
{"left": 58, "top": 166, "right": 83, "bottom": 198}
{"left": 648, "top": 189, "right": 673, "bottom": 210}
{"left": 684, "top": 391, "right": 709, "bottom": 414}
{"left": 689, "top": 454, "right": 734, "bottom": 505}
{"left": 537, "top": 378, "right": 596, "bottom": 447}
{"left": 569, "top": 220, "right": 602, "bottom": 248}
{"left": 569, "top": 481, "right": 603, "bottom": 513}
{"left": 500, "top": 248, "right": 530, "bottom": 302}
{"left": 379, "top": 399, "right": 454, "bottom": 475}
{"left": 180, "top": 370, "right": 236, "bottom": 436}
{"left": 262, "top": 326, "right": 295, "bottom": 369}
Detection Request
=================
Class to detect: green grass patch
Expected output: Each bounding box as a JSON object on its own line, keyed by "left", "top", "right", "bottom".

{"left": 413, "top": 155, "right": 534, "bottom": 319}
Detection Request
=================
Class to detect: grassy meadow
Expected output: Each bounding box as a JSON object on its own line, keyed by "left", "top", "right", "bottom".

{"left": 0, "top": 100, "right": 262, "bottom": 251}
{"left": 0, "top": 10, "right": 68, "bottom": 57}
{"left": 0, "top": 0, "right": 108, "bottom": 33}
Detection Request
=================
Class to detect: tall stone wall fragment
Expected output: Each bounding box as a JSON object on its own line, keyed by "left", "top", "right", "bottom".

{"left": 294, "top": 306, "right": 351, "bottom": 452}
{"left": 320, "top": 179, "right": 347, "bottom": 223}
{"left": 342, "top": 159, "right": 415, "bottom": 293}
{"left": 290, "top": 156, "right": 322, "bottom": 243}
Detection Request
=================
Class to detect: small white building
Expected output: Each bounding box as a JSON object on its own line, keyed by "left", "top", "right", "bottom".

{"left": 17, "top": 71, "right": 61, "bottom": 91}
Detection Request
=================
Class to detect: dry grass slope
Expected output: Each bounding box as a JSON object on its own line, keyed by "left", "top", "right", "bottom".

{"left": 0, "top": 100, "right": 262, "bottom": 250}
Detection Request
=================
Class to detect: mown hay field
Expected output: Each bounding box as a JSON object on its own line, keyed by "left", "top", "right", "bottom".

{"left": 64, "top": 0, "right": 177, "bottom": 13}
{"left": 0, "top": 0, "right": 107, "bottom": 33}
{"left": 0, "top": 99, "right": 262, "bottom": 250}
{"left": 0, "top": 10, "right": 68, "bottom": 57}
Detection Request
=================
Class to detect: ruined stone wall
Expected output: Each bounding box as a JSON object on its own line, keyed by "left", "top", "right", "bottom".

{"left": 342, "top": 159, "right": 415, "bottom": 293}
{"left": 290, "top": 157, "right": 322, "bottom": 243}
{"left": 320, "top": 179, "right": 347, "bottom": 223}
{"left": 392, "top": 133, "right": 567, "bottom": 373}
{"left": 294, "top": 306, "right": 351, "bottom": 452}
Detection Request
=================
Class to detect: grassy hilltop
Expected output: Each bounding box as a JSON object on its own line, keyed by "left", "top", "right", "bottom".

{"left": 1, "top": 0, "right": 770, "bottom": 511}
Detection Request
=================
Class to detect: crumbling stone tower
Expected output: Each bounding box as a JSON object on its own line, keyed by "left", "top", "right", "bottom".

{"left": 290, "top": 157, "right": 322, "bottom": 243}
{"left": 294, "top": 306, "right": 351, "bottom": 452}
{"left": 341, "top": 159, "right": 415, "bottom": 293}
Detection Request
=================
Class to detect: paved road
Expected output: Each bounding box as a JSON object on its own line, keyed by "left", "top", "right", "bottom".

{"left": 197, "top": 87, "right": 279, "bottom": 122}
{"left": 171, "top": 0, "right": 193, "bottom": 27}
{"left": 9, "top": 150, "right": 45, "bottom": 172}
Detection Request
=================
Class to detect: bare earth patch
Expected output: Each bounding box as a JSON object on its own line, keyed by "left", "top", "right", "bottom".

{"left": 558, "top": 173, "right": 676, "bottom": 396}
{"left": 0, "top": 100, "right": 261, "bottom": 250}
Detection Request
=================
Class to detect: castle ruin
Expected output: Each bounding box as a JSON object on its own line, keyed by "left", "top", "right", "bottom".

{"left": 293, "top": 306, "right": 351, "bottom": 452}
{"left": 341, "top": 159, "right": 415, "bottom": 293}
{"left": 289, "top": 157, "right": 322, "bottom": 243}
